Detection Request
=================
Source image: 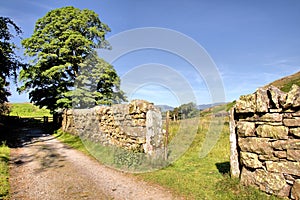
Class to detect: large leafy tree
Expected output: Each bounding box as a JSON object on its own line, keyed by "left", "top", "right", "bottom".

{"left": 171, "top": 102, "right": 199, "bottom": 119}
{"left": 19, "top": 6, "right": 125, "bottom": 112}
{"left": 0, "top": 17, "right": 24, "bottom": 114}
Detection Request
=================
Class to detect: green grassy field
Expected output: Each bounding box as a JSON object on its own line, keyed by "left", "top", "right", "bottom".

{"left": 0, "top": 142, "right": 10, "bottom": 199}
{"left": 9, "top": 103, "right": 51, "bottom": 117}
{"left": 55, "top": 117, "right": 282, "bottom": 200}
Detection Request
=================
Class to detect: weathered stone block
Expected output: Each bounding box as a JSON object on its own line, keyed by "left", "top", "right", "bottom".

{"left": 255, "top": 170, "right": 287, "bottom": 194}
{"left": 284, "top": 174, "right": 295, "bottom": 184}
{"left": 240, "top": 167, "right": 256, "bottom": 186}
{"left": 255, "top": 122, "right": 283, "bottom": 126}
{"left": 240, "top": 152, "right": 262, "bottom": 168}
{"left": 238, "top": 137, "right": 273, "bottom": 154}
{"left": 283, "top": 118, "right": 300, "bottom": 127}
{"left": 256, "top": 125, "right": 288, "bottom": 139}
{"left": 277, "top": 184, "right": 292, "bottom": 198}
{"left": 274, "top": 151, "right": 287, "bottom": 159}
{"left": 259, "top": 154, "right": 279, "bottom": 161}
{"left": 129, "top": 99, "right": 154, "bottom": 114}
{"left": 287, "top": 149, "right": 300, "bottom": 161}
{"left": 237, "top": 121, "right": 256, "bottom": 137}
{"left": 272, "top": 139, "right": 300, "bottom": 150}
{"left": 269, "top": 108, "right": 283, "bottom": 113}
{"left": 284, "top": 113, "right": 294, "bottom": 118}
{"left": 123, "top": 126, "right": 146, "bottom": 137}
{"left": 238, "top": 113, "right": 258, "bottom": 122}
{"left": 284, "top": 84, "right": 300, "bottom": 109}
{"left": 258, "top": 113, "right": 283, "bottom": 122}
{"left": 256, "top": 88, "right": 269, "bottom": 112}
{"left": 132, "top": 119, "right": 146, "bottom": 127}
{"left": 266, "top": 161, "right": 300, "bottom": 176}
{"left": 268, "top": 85, "right": 287, "bottom": 108}
{"left": 293, "top": 110, "right": 300, "bottom": 117}
{"left": 291, "top": 179, "right": 300, "bottom": 200}
{"left": 235, "top": 94, "right": 256, "bottom": 113}
{"left": 290, "top": 128, "right": 300, "bottom": 137}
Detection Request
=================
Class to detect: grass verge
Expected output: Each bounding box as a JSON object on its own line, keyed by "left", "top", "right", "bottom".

{"left": 0, "top": 142, "right": 10, "bottom": 199}
{"left": 53, "top": 130, "right": 90, "bottom": 155}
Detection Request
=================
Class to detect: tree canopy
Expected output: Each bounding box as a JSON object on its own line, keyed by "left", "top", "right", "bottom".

{"left": 60, "top": 52, "right": 125, "bottom": 108}
{"left": 170, "top": 102, "right": 199, "bottom": 120}
{"left": 0, "top": 16, "right": 24, "bottom": 114}
{"left": 19, "top": 6, "right": 125, "bottom": 112}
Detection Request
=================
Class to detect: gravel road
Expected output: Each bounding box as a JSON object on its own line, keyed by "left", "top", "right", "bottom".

{"left": 9, "top": 130, "right": 181, "bottom": 200}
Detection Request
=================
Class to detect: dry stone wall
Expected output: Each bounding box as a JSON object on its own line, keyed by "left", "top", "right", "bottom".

{"left": 62, "top": 100, "right": 164, "bottom": 158}
{"left": 230, "top": 84, "right": 300, "bottom": 199}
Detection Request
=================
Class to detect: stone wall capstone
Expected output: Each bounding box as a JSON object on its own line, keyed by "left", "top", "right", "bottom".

{"left": 61, "top": 100, "right": 164, "bottom": 158}
{"left": 230, "top": 84, "right": 300, "bottom": 199}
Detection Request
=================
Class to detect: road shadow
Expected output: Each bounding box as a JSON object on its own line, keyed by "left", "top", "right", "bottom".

{"left": 0, "top": 115, "right": 58, "bottom": 148}
{"left": 215, "top": 162, "right": 230, "bottom": 174}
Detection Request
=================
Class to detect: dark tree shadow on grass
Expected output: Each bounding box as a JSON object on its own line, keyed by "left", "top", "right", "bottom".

{"left": 216, "top": 162, "right": 230, "bottom": 174}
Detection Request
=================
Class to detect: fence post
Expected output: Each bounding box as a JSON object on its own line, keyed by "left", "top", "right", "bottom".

{"left": 43, "top": 116, "right": 48, "bottom": 123}
{"left": 165, "top": 111, "right": 169, "bottom": 160}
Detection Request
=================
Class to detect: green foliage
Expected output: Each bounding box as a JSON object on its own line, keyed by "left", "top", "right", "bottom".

{"left": 179, "top": 102, "right": 199, "bottom": 118}
{"left": 19, "top": 6, "right": 124, "bottom": 112}
{"left": 0, "top": 142, "right": 10, "bottom": 198}
{"left": 0, "top": 16, "right": 24, "bottom": 112}
{"left": 9, "top": 102, "right": 51, "bottom": 117}
{"left": 60, "top": 52, "right": 126, "bottom": 108}
{"left": 170, "top": 102, "right": 199, "bottom": 120}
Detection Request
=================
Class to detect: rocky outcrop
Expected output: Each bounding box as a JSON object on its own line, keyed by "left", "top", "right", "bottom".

{"left": 230, "top": 84, "right": 300, "bottom": 199}
{"left": 61, "top": 100, "right": 164, "bottom": 157}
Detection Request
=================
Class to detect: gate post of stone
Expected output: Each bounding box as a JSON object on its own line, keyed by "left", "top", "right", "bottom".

{"left": 145, "top": 109, "right": 164, "bottom": 159}
{"left": 229, "top": 107, "right": 240, "bottom": 177}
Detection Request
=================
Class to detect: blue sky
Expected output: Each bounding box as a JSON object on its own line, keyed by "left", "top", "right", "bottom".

{"left": 2, "top": 0, "right": 300, "bottom": 107}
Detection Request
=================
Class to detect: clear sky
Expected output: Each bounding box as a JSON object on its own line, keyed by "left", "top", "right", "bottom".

{"left": 2, "top": 0, "right": 300, "bottom": 107}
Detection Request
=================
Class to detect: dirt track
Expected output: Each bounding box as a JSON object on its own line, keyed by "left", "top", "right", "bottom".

{"left": 9, "top": 130, "right": 180, "bottom": 200}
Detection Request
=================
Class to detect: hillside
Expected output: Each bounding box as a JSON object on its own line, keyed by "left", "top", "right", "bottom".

{"left": 264, "top": 70, "right": 300, "bottom": 92}
{"left": 8, "top": 103, "right": 51, "bottom": 117}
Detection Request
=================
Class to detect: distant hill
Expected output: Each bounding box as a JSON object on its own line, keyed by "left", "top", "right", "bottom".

{"left": 264, "top": 71, "right": 300, "bottom": 92}
{"left": 200, "top": 101, "right": 235, "bottom": 116}
{"left": 157, "top": 102, "right": 228, "bottom": 113}
{"left": 197, "top": 102, "right": 227, "bottom": 110}
{"left": 156, "top": 105, "right": 174, "bottom": 112}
